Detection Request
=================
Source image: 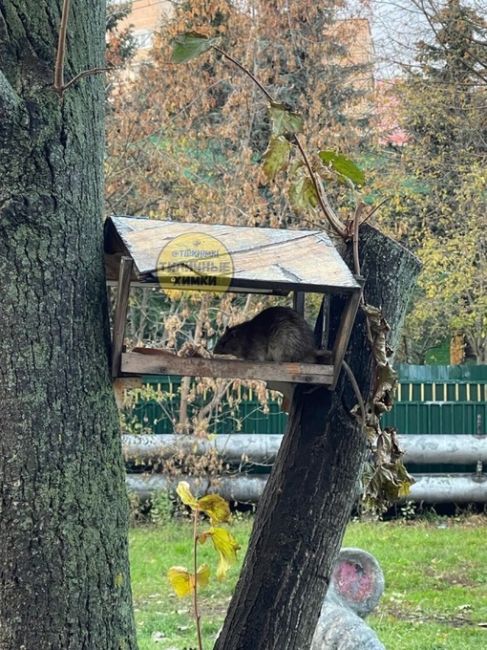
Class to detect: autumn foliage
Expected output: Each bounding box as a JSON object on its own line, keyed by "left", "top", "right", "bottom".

{"left": 106, "top": 0, "right": 372, "bottom": 227}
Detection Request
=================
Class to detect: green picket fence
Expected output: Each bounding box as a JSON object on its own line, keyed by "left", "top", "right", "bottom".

{"left": 128, "top": 378, "right": 286, "bottom": 435}
{"left": 129, "top": 364, "right": 487, "bottom": 437}
{"left": 382, "top": 364, "right": 487, "bottom": 435}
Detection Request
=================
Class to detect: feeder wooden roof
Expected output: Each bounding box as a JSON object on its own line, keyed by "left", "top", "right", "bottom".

{"left": 104, "top": 216, "right": 360, "bottom": 294}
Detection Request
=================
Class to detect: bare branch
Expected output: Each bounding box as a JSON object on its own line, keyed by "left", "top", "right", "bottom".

{"left": 53, "top": 0, "right": 111, "bottom": 96}
{"left": 294, "top": 135, "right": 347, "bottom": 238}
{"left": 341, "top": 361, "right": 366, "bottom": 432}
{"left": 196, "top": 380, "right": 234, "bottom": 423}
{"left": 362, "top": 197, "right": 391, "bottom": 225}
{"left": 53, "top": 0, "right": 71, "bottom": 93}
{"left": 213, "top": 45, "right": 275, "bottom": 103}
{"left": 62, "top": 66, "right": 111, "bottom": 92}
{"left": 352, "top": 203, "right": 365, "bottom": 278}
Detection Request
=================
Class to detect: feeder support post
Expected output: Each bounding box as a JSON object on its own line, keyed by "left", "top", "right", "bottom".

{"left": 293, "top": 291, "right": 305, "bottom": 315}
{"left": 330, "top": 284, "right": 363, "bottom": 390}
{"left": 111, "top": 256, "right": 133, "bottom": 378}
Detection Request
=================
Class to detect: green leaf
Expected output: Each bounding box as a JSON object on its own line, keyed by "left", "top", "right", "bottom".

{"left": 288, "top": 174, "right": 318, "bottom": 213}
{"left": 269, "top": 102, "right": 304, "bottom": 137}
{"left": 171, "top": 32, "right": 218, "bottom": 64}
{"left": 262, "top": 136, "right": 292, "bottom": 181}
{"left": 318, "top": 150, "right": 365, "bottom": 186}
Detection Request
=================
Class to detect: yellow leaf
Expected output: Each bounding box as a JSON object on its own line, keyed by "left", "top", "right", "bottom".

{"left": 196, "top": 563, "right": 210, "bottom": 589}
{"left": 198, "top": 494, "right": 231, "bottom": 524}
{"left": 176, "top": 481, "right": 199, "bottom": 509}
{"left": 167, "top": 566, "right": 192, "bottom": 598}
{"left": 209, "top": 527, "right": 240, "bottom": 580}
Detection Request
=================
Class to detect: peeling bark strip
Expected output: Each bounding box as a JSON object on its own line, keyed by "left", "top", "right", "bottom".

{"left": 215, "top": 225, "right": 420, "bottom": 650}
{"left": 0, "top": 2, "right": 137, "bottom": 649}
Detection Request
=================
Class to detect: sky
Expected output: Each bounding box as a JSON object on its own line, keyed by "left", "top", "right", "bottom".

{"left": 338, "top": 0, "right": 433, "bottom": 78}
{"left": 348, "top": 0, "right": 486, "bottom": 78}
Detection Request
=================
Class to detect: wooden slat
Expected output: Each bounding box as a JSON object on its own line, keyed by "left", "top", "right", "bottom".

{"left": 121, "top": 350, "right": 334, "bottom": 385}
{"left": 111, "top": 256, "right": 133, "bottom": 378}
{"left": 105, "top": 252, "right": 139, "bottom": 282}
{"left": 105, "top": 278, "right": 288, "bottom": 295}
{"left": 330, "top": 285, "right": 363, "bottom": 390}
{"left": 292, "top": 291, "right": 305, "bottom": 315}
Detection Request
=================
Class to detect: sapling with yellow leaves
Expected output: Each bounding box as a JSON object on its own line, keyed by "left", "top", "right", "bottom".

{"left": 167, "top": 482, "right": 240, "bottom": 650}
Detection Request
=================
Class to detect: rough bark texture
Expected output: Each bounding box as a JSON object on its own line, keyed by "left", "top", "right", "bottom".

{"left": 214, "top": 225, "right": 420, "bottom": 650}
{"left": 0, "top": 2, "right": 137, "bottom": 648}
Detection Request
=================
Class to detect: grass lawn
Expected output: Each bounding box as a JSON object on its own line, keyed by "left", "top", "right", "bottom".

{"left": 129, "top": 514, "right": 487, "bottom": 649}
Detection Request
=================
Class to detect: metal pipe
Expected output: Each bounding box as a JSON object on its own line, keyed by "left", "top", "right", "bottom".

{"left": 401, "top": 435, "right": 487, "bottom": 465}
{"left": 126, "top": 473, "right": 487, "bottom": 504}
{"left": 408, "top": 474, "right": 487, "bottom": 503}
{"left": 123, "top": 433, "right": 283, "bottom": 466}
{"left": 126, "top": 473, "right": 268, "bottom": 503}
{"left": 122, "top": 433, "right": 487, "bottom": 466}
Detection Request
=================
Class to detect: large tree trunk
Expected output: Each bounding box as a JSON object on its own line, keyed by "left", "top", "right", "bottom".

{"left": 215, "top": 225, "right": 420, "bottom": 650}
{"left": 0, "top": 2, "right": 137, "bottom": 648}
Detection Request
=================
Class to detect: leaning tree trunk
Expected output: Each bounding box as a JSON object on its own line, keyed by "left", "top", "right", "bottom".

{"left": 215, "top": 225, "right": 420, "bottom": 650}
{"left": 0, "top": 2, "right": 137, "bottom": 648}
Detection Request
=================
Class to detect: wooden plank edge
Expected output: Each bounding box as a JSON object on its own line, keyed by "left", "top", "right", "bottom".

{"left": 106, "top": 279, "right": 360, "bottom": 294}
{"left": 111, "top": 257, "right": 133, "bottom": 378}
{"left": 121, "top": 351, "right": 334, "bottom": 385}
{"left": 330, "top": 285, "right": 363, "bottom": 390}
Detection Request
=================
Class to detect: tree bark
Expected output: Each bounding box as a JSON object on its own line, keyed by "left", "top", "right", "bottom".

{"left": 215, "top": 225, "right": 420, "bottom": 650}
{"left": 0, "top": 2, "right": 137, "bottom": 648}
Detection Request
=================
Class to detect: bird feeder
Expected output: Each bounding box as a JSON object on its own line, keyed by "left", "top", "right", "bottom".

{"left": 104, "top": 216, "right": 362, "bottom": 390}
